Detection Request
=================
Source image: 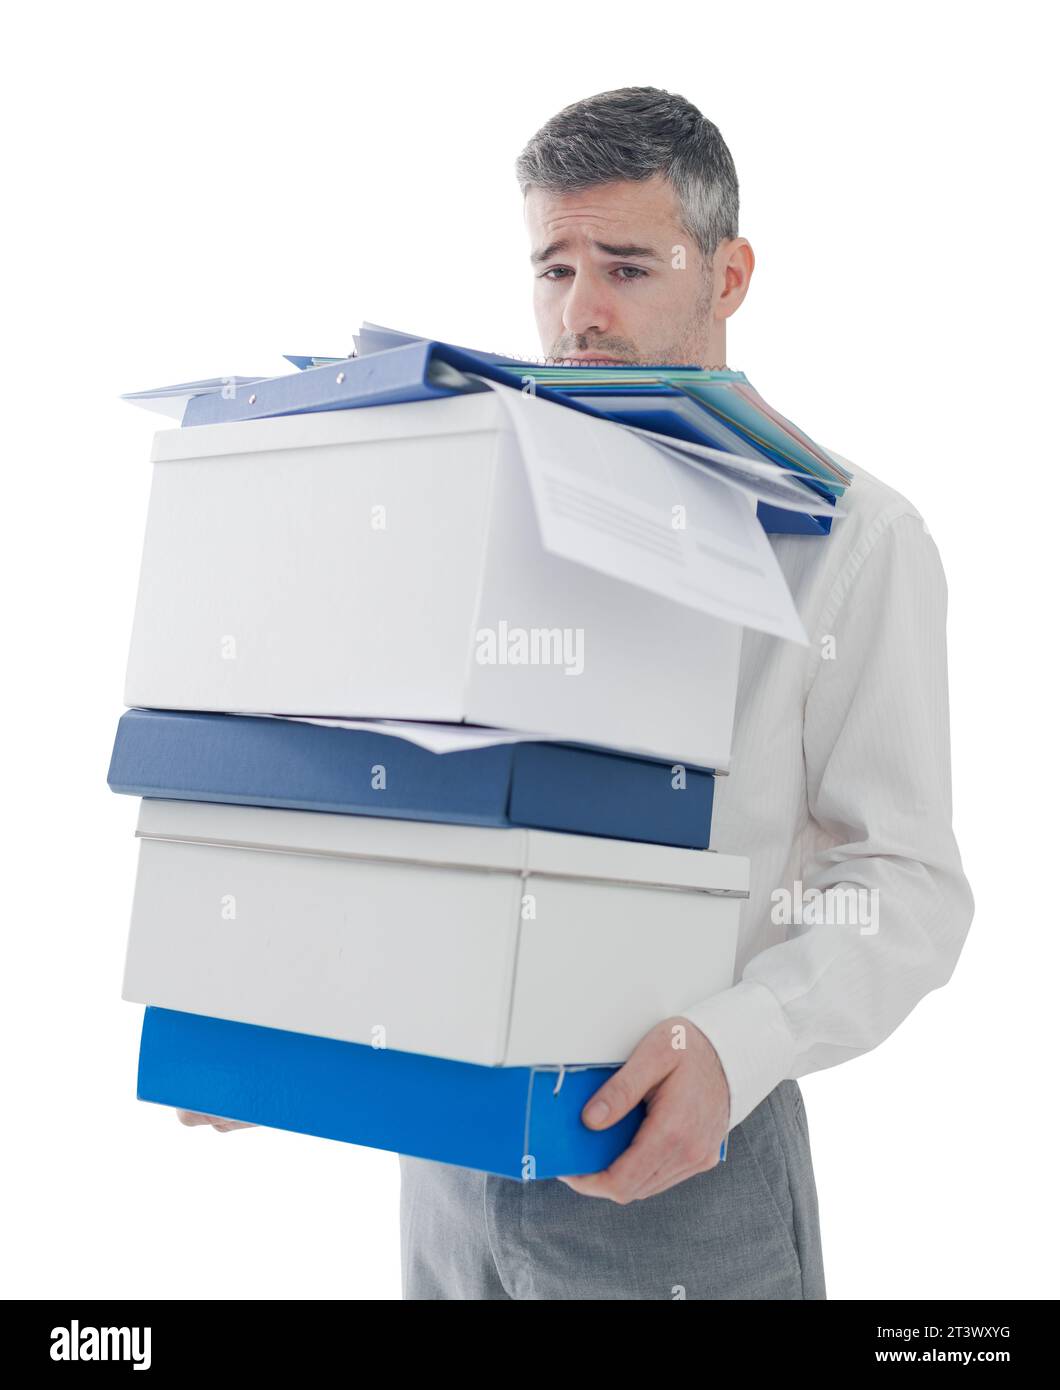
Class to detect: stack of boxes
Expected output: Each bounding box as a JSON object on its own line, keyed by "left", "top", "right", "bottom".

{"left": 108, "top": 375, "right": 801, "bottom": 1179}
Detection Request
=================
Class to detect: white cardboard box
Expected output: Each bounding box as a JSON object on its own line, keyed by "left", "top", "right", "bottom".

{"left": 124, "top": 392, "right": 749, "bottom": 768}
{"left": 122, "top": 799, "right": 748, "bottom": 1067}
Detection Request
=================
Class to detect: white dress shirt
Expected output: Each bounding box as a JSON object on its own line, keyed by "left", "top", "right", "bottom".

{"left": 681, "top": 455, "right": 975, "bottom": 1130}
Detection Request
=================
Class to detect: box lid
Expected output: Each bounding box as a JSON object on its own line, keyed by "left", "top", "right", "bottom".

{"left": 135, "top": 798, "right": 749, "bottom": 896}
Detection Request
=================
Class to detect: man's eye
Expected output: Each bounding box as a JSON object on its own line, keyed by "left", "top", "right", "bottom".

{"left": 537, "top": 265, "right": 646, "bottom": 282}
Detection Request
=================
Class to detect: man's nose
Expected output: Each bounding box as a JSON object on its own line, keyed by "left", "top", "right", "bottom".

{"left": 561, "top": 272, "right": 613, "bottom": 338}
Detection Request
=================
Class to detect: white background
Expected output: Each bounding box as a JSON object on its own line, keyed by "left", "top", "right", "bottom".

{"left": 2, "top": 0, "right": 1056, "bottom": 1300}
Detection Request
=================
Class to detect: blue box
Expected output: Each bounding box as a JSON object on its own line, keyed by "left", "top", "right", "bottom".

{"left": 137, "top": 1006, "right": 654, "bottom": 1179}
{"left": 108, "top": 709, "right": 715, "bottom": 848}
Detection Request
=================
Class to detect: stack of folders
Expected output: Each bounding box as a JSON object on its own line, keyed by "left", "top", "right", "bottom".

{"left": 111, "top": 325, "right": 846, "bottom": 1179}
{"left": 347, "top": 322, "right": 853, "bottom": 538}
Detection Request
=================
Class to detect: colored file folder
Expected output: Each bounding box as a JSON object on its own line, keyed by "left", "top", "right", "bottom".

{"left": 108, "top": 709, "right": 716, "bottom": 848}
{"left": 174, "top": 337, "right": 842, "bottom": 537}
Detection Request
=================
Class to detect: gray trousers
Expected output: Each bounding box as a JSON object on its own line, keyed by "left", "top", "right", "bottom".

{"left": 399, "top": 1078, "right": 825, "bottom": 1300}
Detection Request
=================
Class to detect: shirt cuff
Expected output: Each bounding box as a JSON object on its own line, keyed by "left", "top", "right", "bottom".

{"left": 680, "top": 979, "right": 797, "bottom": 1131}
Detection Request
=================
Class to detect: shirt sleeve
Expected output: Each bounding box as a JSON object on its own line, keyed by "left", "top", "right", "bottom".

{"left": 680, "top": 511, "right": 975, "bottom": 1130}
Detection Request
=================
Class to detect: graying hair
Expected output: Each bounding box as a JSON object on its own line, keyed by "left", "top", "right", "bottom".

{"left": 515, "top": 87, "right": 739, "bottom": 262}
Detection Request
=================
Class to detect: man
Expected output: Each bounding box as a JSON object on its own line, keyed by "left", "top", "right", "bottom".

{"left": 185, "top": 87, "right": 975, "bottom": 1302}
{"left": 397, "top": 87, "right": 974, "bottom": 1299}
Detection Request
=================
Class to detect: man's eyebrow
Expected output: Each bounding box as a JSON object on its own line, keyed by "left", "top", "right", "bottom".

{"left": 530, "top": 238, "right": 664, "bottom": 265}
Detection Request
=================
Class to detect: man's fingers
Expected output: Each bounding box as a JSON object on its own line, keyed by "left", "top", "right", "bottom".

{"left": 560, "top": 1021, "right": 729, "bottom": 1202}
{"left": 633, "top": 1155, "right": 718, "bottom": 1201}
{"left": 580, "top": 1032, "right": 677, "bottom": 1131}
{"left": 632, "top": 1166, "right": 697, "bottom": 1201}
{"left": 628, "top": 1130, "right": 722, "bottom": 1201}
{"left": 563, "top": 1135, "right": 717, "bottom": 1202}
{"left": 563, "top": 1097, "right": 689, "bottom": 1200}
{"left": 176, "top": 1109, "right": 253, "bottom": 1130}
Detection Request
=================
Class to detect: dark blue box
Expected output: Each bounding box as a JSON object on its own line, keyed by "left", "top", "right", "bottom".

{"left": 108, "top": 709, "right": 714, "bottom": 848}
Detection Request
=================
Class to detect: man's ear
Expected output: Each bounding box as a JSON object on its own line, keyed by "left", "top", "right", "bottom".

{"left": 714, "top": 237, "right": 755, "bottom": 319}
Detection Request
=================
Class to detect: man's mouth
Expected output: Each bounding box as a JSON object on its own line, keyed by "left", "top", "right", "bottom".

{"left": 552, "top": 352, "right": 631, "bottom": 365}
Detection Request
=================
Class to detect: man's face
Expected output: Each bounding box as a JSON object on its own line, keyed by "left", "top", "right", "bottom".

{"left": 525, "top": 173, "right": 717, "bottom": 367}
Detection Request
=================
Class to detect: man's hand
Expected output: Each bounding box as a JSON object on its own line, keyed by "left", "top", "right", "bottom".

{"left": 176, "top": 1110, "right": 256, "bottom": 1132}
{"left": 558, "top": 1016, "right": 730, "bottom": 1202}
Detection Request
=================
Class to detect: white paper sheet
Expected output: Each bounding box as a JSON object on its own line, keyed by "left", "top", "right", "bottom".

{"left": 256, "top": 714, "right": 568, "bottom": 755}
{"left": 254, "top": 714, "right": 729, "bottom": 771}
{"left": 478, "top": 378, "right": 808, "bottom": 645}
{"left": 121, "top": 377, "right": 264, "bottom": 420}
